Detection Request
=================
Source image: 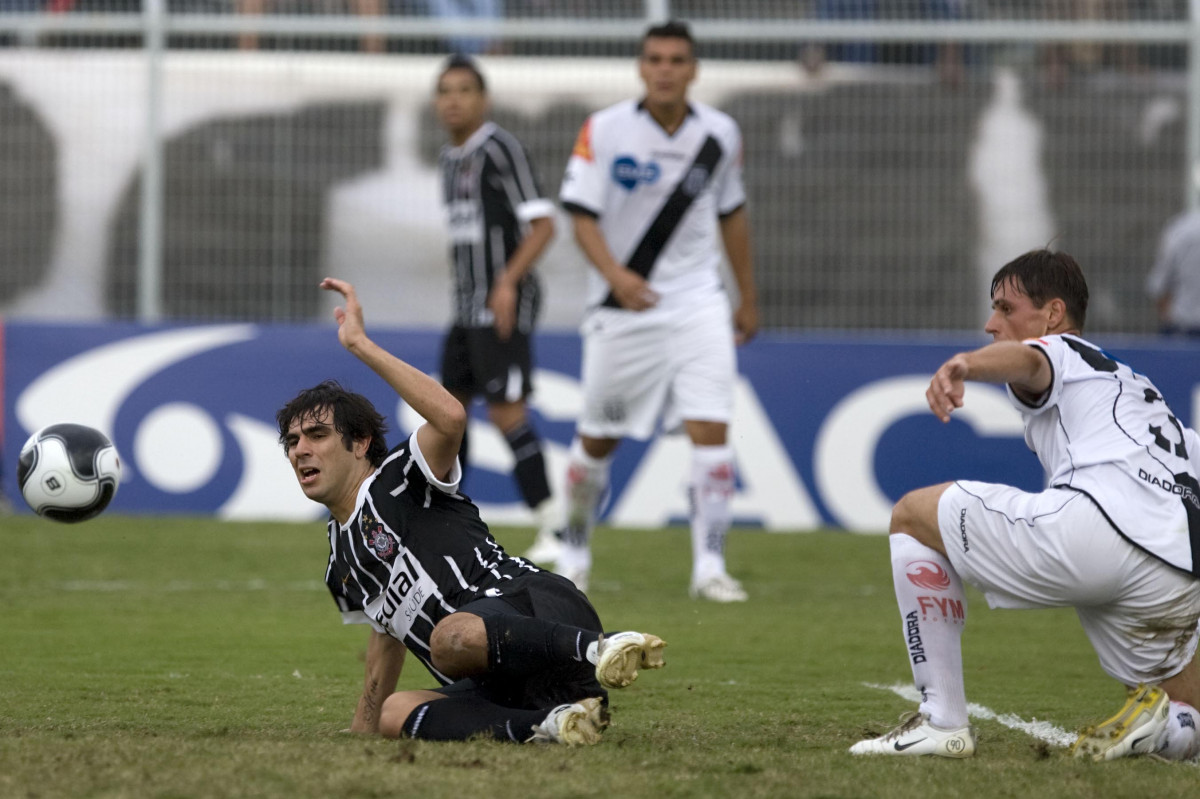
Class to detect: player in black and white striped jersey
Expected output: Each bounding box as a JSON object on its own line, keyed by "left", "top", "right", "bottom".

{"left": 434, "top": 55, "right": 560, "bottom": 565}
{"left": 277, "top": 278, "right": 665, "bottom": 745}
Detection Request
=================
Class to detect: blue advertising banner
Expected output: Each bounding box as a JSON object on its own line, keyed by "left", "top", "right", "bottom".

{"left": 4, "top": 321, "right": 1198, "bottom": 532}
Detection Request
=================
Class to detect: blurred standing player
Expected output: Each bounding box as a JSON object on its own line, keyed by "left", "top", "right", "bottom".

{"left": 277, "top": 278, "right": 666, "bottom": 744}
{"left": 851, "top": 250, "right": 1200, "bottom": 762}
{"left": 434, "top": 54, "right": 561, "bottom": 563}
{"left": 1146, "top": 208, "right": 1200, "bottom": 337}
{"left": 555, "top": 21, "right": 759, "bottom": 602}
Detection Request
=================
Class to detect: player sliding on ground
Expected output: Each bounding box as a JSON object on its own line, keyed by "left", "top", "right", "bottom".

{"left": 277, "top": 277, "right": 665, "bottom": 745}
{"left": 851, "top": 250, "right": 1200, "bottom": 762}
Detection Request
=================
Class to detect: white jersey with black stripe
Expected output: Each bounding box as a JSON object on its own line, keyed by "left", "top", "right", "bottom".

{"left": 1011, "top": 333, "right": 1200, "bottom": 576}
{"left": 323, "top": 430, "right": 540, "bottom": 683}
{"left": 439, "top": 121, "right": 554, "bottom": 331}
{"left": 559, "top": 99, "right": 745, "bottom": 309}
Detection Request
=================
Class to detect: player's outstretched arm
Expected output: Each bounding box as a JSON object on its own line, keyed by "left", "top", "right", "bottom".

{"left": 927, "top": 341, "right": 1050, "bottom": 422}
{"left": 320, "top": 277, "right": 466, "bottom": 479}
{"left": 349, "top": 629, "right": 407, "bottom": 735}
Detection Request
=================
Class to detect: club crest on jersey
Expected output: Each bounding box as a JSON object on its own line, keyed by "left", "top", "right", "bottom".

{"left": 681, "top": 164, "right": 711, "bottom": 198}
{"left": 612, "top": 156, "right": 660, "bottom": 191}
{"left": 360, "top": 511, "right": 397, "bottom": 560}
{"left": 905, "top": 560, "right": 951, "bottom": 591}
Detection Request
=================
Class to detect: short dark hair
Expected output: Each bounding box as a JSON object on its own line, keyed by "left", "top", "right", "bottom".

{"left": 438, "top": 54, "right": 487, "bottom": 93}
{"left": 277, "top": 380, "right": 389, "bottom": 468}
{"left": 990, "top": 249, "right": 1089, "bottom": 331}
{"left": 642, "top": 20, "right": 694, "bottom": 55}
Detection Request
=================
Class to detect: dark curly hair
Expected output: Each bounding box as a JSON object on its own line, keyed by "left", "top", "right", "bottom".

{"left": 990, "top": 249, "right": 1089, "bottom": 331}
{"left": 276, "top": 380, "right": 389, "bottom": 468}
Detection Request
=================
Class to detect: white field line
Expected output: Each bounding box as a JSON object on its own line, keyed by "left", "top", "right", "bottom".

{"left": 865, "top": 682, "right": 1077, "bottom": 748}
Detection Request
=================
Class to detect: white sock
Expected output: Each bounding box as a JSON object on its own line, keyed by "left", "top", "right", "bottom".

{"left": 689, "top": 444, "right": 735, "bottom": 583}
{"left": 1159, "top": 700, "right": 1200, "bottom": 760}
{"left": 555, "top": 438, "right": 609, "bottom": 573}
{"left": 890, "top": 533, "right": 969, "bottom": 729}
{"left": 532, "top": 498, "right": 558, "bottom": 539}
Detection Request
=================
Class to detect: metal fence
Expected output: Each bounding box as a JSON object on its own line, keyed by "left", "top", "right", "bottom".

{"left": 0, "top": 1, "right": 1197, "bottom": 332}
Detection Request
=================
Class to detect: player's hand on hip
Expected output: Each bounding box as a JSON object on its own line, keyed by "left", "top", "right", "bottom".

{"left": 488, "top": 281, "right": 517, "bottom": 341}
{"left": 320, "top": 277, "right": 368, "bottom": 351}
{"left": 927, "top": 354, "right": 969, "bottom": 422}
{"left": 611, "top": 268, "right": 659, "bottom": 311}
{"left": 734, "top": 300, "right": 759, "bottom": 345}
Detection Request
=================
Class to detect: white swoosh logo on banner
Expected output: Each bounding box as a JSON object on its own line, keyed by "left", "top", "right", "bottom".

{"left": 16, "top": 325, "right": 258, "bottom": 438}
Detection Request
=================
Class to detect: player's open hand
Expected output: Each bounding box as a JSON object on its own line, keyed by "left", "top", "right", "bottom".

{"left": 488, "top": 280, "right": 517, "bottom": 341}
{"left": 927, "top": 353, "right": 969, "bottom": 422}
{"left": 610, "top": 268, "right": 659, "bottom": 311}
{"left": 320, "top": 277, "right": 368, "bottom": 351}
{"left": 734, "top": 299, "right": 759, "bottom": 346}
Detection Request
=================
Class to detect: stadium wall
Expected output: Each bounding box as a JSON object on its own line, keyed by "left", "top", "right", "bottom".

{"left": 0, "top": 50, "right": 1187, "bottom": 333}
{"left": 5, "top": 320, "right": 1199, "bottom": 532}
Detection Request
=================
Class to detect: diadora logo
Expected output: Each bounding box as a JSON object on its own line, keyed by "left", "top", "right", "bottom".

{"left": 612, "top": 156, "right": 660, "bottom": 190}
{"left": 905, "top": 560, "right": 951, "bottom": 591}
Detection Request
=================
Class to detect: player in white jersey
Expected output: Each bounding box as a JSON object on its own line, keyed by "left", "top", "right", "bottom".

{"left": 276, "top": 278, "right": 666, "bottom": 745}
{"left": 851, "top": 250, "right": 1200, "bottom": 762}
{"left": 555, "top": 20, "right": 759, "bottom": 602}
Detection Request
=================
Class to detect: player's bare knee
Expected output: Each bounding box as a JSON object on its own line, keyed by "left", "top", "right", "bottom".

{"left": 429, "top": 613, "right": 486, "bottom": 677}
{"left": 890, "top": 491, "right": 922, "bottom": 535}
{"left": 379, "top": 692, "right": 439, "bottom": 739}
{"left": 487, "top": 401, "right": 526, "bottom": 432}
{"left": 890, "top": 484, "right": 951, "bottom": 553}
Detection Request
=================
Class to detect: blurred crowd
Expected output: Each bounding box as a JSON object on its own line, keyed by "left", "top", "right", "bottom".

{"left": 0, "top": 0, "right": 1187, "bottom": 63}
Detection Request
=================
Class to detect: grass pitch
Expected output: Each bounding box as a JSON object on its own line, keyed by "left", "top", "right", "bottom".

{"left": 1, "top": 515, "right": 1195, "bottom": 798}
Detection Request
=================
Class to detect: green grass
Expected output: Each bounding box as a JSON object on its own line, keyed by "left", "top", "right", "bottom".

{"left": 1, "top": 516, "right": 1195, "bottom": 798}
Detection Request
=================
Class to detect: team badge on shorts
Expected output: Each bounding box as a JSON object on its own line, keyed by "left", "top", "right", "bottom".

{"left": 602, "top": 398, "right": 626, "bottom": 423}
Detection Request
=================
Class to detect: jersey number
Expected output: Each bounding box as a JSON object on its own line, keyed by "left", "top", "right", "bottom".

{"left": 1144, "top": 389, "right": 1190, "bottom": 460}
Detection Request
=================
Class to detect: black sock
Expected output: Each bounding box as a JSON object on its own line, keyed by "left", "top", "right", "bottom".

{"left": 504, "top": 420, "right": 551, "bottom": 508}
{"left": 483, "top": 614, "right": 600, "bottom": 679}
{"left": 402, "top": 696, "right": 547, "bottom": 742}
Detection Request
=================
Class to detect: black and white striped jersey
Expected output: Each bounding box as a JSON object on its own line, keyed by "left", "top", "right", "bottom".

{"left": 323, "top": 431, "right": 541, "bottom": 684}
{"left": 439, "top": 121, "right": 555, "bottom": 333}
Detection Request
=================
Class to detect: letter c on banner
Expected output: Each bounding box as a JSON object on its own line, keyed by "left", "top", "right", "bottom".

{"left": 814, "top": 377, "right": 1024, "bottom": 532}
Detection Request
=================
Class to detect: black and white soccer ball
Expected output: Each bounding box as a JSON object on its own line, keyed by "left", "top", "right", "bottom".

{"left": 17, "top": 423, "right": 121, "bottom": 523}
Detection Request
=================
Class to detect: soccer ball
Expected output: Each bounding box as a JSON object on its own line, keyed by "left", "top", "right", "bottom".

{"left": 17, "top": 423, "right": 121, "bottom": 523}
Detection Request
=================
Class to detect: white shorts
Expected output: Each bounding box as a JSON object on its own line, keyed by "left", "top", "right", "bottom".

{"left": 576, "top": 293, "right": 735, "bottom": 441}
{"left": 939, "top": 481, "right": 1200, "bottom": 686}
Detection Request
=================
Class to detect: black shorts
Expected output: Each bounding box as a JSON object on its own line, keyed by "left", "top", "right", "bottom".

{"left": 434, "top": 572, "right": 606, "bottom": 710}
{"left": 440, "top": 324, "right": 534, "bottom": 404}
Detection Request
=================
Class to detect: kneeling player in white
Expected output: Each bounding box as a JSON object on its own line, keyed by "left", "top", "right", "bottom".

{"left": 851, "top": 250, "right": 1200, "bottom": 761}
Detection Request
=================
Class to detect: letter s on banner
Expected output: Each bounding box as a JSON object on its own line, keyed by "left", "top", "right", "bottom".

{"left": 814, "top": 377, "right": 1024, "bottom": 532}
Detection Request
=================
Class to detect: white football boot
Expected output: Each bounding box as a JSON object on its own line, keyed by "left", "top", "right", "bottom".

{"left": 521, "top": 500, "right": 562, "bottom": 565}
{"left": 594, "top": 631, "right": 667, "bottom": 689}
{"left": 849, "top": 711, "right": 976, "bottom": 758}
{"left": 689, "top": 573, "right": 749, "bottom": 603}
{"left": 555, "top": 543, "right": 592, "bottom": 594}
{"left": 528, "top": 697, "right": 609, "bottom": 746}
{"left": 1070, "top": 684, "right": 1170, "bottom": 761}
